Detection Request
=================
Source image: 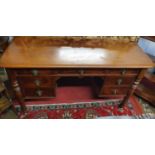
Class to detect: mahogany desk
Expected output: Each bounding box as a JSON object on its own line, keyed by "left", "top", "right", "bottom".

{"left": 0, "top": 37, "right": 153, "bottom": 112}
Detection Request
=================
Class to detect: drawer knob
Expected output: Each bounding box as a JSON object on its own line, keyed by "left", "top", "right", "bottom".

{"left": 121, "top": 69, "right": 126, "bottom": 75}
{"left": 112, "top": 89, "right": 117, "bottom": 95}
{"left": 117, "top": 79, "right": 123, "bottom": 85}
{"left": 80, "top": 69, "right": 84, "bottom": 75}
{"left": 32, "top": 69, "right": 38, "bottom": 76}
{"left": 36, "top": 90, "right": 42, "bottom": 96}
{"left": 34, "top": 79, "right": 41, "bottom": 86}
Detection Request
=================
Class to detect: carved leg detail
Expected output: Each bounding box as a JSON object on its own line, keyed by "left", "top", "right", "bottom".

{"left": 12, "top": 80, "right": 26, "bottom": 112}
{"left": 119, "top": 82, "right": 139, "bottom": 108}
{"left": 119, "top": 69, "right": 147, "bottom": 108}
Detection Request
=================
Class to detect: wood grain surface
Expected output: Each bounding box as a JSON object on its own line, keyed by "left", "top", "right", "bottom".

{"left": 0, "top": 37, "right": 153, "bottom": 68}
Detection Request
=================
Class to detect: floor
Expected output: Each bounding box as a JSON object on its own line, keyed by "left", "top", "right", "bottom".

{"left": 0, "top": 109, "right": 17, "bottom": 119}
{"left": 1, "top": 95, "right": 155, "bottom": 119}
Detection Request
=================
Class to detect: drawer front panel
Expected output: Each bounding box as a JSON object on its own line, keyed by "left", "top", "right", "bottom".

{"left": 18, "top": 77, "right": 57, "bottom": 88}
{"left": 57, "top": 69, "right": 79, "bottom": 74}
{"left": 84, "top": 69, "right": 139, "bottom": 76}
{"left": 84, "top": 69, "right": 109, "bottom": 74}
{"left": 104, "top": 76, "right": 136, "bottom": 86}
{"left": 100, "top": 87, "right": 130, "bottom": 96}
{"left": 107, "top": 69, "right": 140, "bottom": 76}
{"left": 16, "top": 69, "right": 79, "bottom": 76}
{"left": 16, "top": 69, "right": 52, "bottom": 76}
{"left": 23, "top": 88, "right": 56, "bottom": 98}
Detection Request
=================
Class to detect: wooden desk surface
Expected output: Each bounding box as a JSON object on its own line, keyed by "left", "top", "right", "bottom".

{"left": 0, "top": 37, "right": 153, "bottom": 68}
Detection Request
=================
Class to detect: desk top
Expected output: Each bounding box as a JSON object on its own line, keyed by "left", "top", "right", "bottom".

{"left": 0, "top": 37, "right": 153, "bottom": 68}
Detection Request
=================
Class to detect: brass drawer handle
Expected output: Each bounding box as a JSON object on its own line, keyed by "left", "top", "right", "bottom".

{"left": 112, "top": 89, "right": 117, "bottom": 95}
{"left": 121, "top": 69, "right": 126, "bottom": 75}
{"left": 117, "top": 78, "right": 123, "bottom": 85}
{"left": 34, "top": 79, "right": 41, "bottom": 86}
{"left": 79, "top": 69, "right": 84, "bottom": 75}
{"left": 36, "top": 90, "right": 42, "bottom": 97}
{"left": 32, "top": 69, "right": 39, "bottom": 76}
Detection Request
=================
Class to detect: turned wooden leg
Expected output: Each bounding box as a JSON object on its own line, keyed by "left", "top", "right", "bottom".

{"left": 12, "top": 80, "right": 26, "bottom": 112}
{"left": 119, "top": 69, "right": 147, "bottom": 108}
{"left": 119, "top": 82, "right": 138, "bottom": 108}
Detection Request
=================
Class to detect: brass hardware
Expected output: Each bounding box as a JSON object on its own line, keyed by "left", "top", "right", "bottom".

{"left": 121, "top": 69, "right": 126, "bottom": 75}
{"left": 32, "top": 69, "right": 38, "bottom": 76}
{"left": 36, "top": 90, "right": 42, "bottom": 96}
{"left": 80, "top": 69, "right": 84, "bottom": 75}
{"left": 134, "top": 81, "right": 140, "bottom": 85}
{"left": 34, "top": 79, "right": 41, "bottom": 86}
{"left": 117, "top": 78, "right": 123, "bottom": 85}
{"left": 113, "top": 89, "right": 117, "bottom": 95}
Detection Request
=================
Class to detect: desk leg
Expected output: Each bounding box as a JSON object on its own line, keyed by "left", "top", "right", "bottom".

{"left": 119, "top": 69, "right": 147, "bottom": 108}
{"left": 119, "top": 83, "right": 138, "bottom": 108}
{"left": 12, "top": 80, "right": 26, "bottom": 113}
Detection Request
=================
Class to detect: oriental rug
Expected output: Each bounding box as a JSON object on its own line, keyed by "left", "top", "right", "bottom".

{"left": 16, "top": 96, "right": 144, "bottom": 119}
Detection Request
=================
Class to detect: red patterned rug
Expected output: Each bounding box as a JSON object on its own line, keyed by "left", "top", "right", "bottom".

{"left": 15, "top": 96, "right": 143, "bottom": 119}
{"left": 14, "top": 86, "right": 144, "bottom": 119}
